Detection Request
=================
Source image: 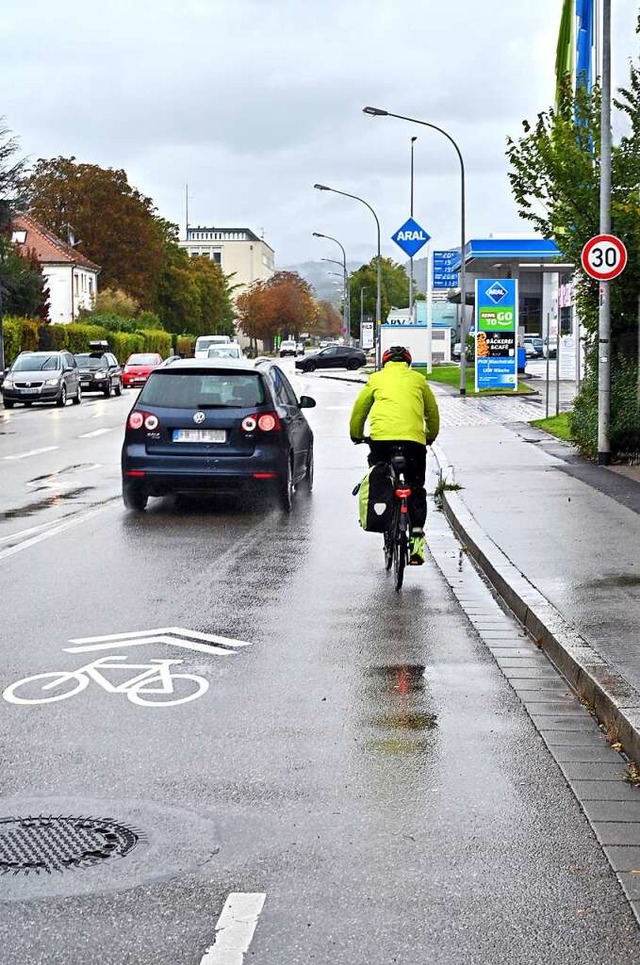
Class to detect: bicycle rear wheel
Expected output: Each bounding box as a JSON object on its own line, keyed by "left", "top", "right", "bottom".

{"left": 393, "top": 530, "right": 407, "bottom": 591}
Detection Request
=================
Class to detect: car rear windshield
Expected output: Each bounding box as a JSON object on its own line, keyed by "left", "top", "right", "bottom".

{"left": 75, "top": 355, "right": 106, "bottom": 370}
{"left": 138, "top": 372, "right": 266, "bottom": 409}
{"left": 12, "top": 354, "right": 61, "bottom": 372}
{"left": 207, "top": 347, "right": 241, "bottom": 358}
{"left": 127, "top": 354, "right": 158, "bottom": 365}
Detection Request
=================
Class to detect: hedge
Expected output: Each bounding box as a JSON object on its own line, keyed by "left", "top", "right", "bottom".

{"left": 571, "top": 356, "right": 640, "bottom": 459}
{"left": 3, "top": 320, "right": 174, "bottom": 365}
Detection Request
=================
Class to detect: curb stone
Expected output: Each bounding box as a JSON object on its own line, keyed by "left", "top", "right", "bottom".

{"left": 432, "top": 442, "right": 640, "bottom": 767}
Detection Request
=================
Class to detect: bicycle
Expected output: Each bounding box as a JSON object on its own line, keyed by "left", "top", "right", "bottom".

{"left": 356, "top": 438, "right": 412, "bottom": 592}
{"left": 3, "top": 654, "right": 209, "bottom": 707}
{"left": 382, "top": 447, "right": 412, "bottom": 592}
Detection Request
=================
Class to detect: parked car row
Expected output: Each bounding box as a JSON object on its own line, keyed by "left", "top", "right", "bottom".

{"left": 1, "top": 343, "right": 164, "bottom": 409}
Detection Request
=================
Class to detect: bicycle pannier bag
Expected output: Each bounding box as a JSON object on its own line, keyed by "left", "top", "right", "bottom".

{"left": 356, "top": 462, "right": 394, "bottom": 532}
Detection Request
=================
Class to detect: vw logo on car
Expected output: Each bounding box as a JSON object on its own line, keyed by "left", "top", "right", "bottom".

{"left": 193, "top": 411, "right": 206, "bottom": 424}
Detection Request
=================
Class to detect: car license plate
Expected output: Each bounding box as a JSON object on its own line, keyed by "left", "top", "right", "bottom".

{"left": 20, "top": 387, "right": 39, "bottom": 394}
{"left": 172, "top": 429, "right": 226, "bottom": 443}
{"left": 81, "top": 381, "right": 90, "bottom": 387}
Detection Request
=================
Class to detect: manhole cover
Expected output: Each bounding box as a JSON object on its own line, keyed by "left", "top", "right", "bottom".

{"left": 0, "top": 815, "right": 140, "bottom": 875}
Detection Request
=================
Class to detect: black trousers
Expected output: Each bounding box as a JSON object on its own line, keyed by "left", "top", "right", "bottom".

{"left": 368, "top": 440, "right": 427, "bottom": 530}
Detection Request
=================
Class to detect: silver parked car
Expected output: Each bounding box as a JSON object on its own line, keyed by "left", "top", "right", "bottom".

{"left": 2, "top": 351, "right": 82, "bottom": 409}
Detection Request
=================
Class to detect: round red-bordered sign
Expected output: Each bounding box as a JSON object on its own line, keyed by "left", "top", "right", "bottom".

{"left": 581, "top": 234, "right": 628, "bottom": 281}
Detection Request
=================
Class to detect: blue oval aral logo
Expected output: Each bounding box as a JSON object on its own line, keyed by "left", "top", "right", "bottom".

{"left": 486, "top": 282, "right": 508, "bottom": 304}
{"left": 193, "top": 411, "right": 206, "bottom": 424}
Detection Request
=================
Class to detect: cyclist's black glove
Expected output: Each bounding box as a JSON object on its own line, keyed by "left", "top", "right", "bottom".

{"left": 351, "top": 436, "right": 364, "bottom": 445}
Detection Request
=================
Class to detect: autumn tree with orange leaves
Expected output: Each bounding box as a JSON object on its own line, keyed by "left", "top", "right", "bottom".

{"left": 236, "top": 271, "right": 317, "bottom": 352}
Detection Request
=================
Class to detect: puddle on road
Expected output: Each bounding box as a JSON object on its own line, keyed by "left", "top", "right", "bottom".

{"left": 1, "top": 487, "right": 94, "bottom": 520}
{"left": 580, "top": 574, "right": 640, "bottom": 589}
{"left": 361, "top": 664, "right": 438, "bottom": 755}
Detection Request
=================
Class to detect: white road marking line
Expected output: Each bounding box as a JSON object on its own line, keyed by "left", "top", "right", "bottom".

{"left": 0, "top": 517, "right": 67, "bottom": 545}
{"left": 66, "top": 627, "right": 251, "bottom": 656}
{"left": 79, "top": 428, "right": 113, "bottom": 438}
{"left": 4, "top": 446, "right": 59, "bottom": 461}
{"left": 69, "top": 626, "right": 252, "bottom": 647}
{"left": 200, "top": 893, "right": 266, "bottom": 965}
{"left": 65, "top": 635, "right": 239, "bottom": 658}
{"left": 0, "top": 503, "right": 113, "bottom": 561}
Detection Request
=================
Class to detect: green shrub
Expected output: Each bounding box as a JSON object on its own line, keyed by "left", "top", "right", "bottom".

{"left": 571, "top": 356, "right": 640, "bottom": 458}
{"left": 176, "top": 335, "right": 195, "bottom": 357}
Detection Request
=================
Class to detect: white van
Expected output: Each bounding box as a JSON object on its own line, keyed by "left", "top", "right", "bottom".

{"left": 194, "top": 335, "right": 231, "bottom": 359}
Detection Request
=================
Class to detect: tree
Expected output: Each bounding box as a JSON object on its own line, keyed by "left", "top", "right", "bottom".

{"left": 93, "top": 288, "right": 139, "bottom": 318}
{"left": 507, "top": 57, "right": 640, "bottom": 454}
{"left": 0, "top": 118, "right": 26, "bottom": 206}
{"left": 23, "top": 157, "right": 166, "bottom": 308}
{"left": 313, "top": 300, "right": 343, "bottom": 337}
{"left": 236, "top": 271, "right": 316, "bottom": 349}
{"left": 348, "top": 257, "right": 410, "bottom": 337}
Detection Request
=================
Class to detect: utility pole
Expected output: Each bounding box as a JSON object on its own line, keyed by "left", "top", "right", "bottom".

{"left": 409, "top": 136, "right": 417, "bottom": 321}
{"left": 597, "top": 0, "right": 612, "bottom": 465}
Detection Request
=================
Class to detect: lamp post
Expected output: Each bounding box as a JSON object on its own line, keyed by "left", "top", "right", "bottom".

{"left": 360, "top": 286, "right": 368, "bottom": 348}
{"left": 321, "top": 258, "right": 349, "bottom": 341}
{"left": 314, "top": 184, "right": 382, "bottom": 367}
{"left": 597, "top": 0, "right": 612, "bottom": 465}
{"left": 313, "top": 231, "right": 350, "bottom": 342}
{"left": 409, "top": 136, "right": 417, "bottom": 322}
{"left": 363, "top": 106, "right": 467, "bottom": 395}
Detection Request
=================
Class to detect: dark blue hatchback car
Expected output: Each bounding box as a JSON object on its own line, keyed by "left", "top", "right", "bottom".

{"left": 121, "top": 358, "right": 315, "bottom": 512}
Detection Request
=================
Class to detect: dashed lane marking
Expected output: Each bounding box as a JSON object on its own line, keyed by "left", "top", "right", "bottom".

{"left": 200, "top": 893, "right": 266, "bottom": 964}
{"left": 79, "top": 428, "right": 113, "bottom": 438}
{"left": 4, "top": 446, "right": 59, "bottom": 461}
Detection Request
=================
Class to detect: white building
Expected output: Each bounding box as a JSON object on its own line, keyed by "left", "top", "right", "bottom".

{"left": 179, "top": 226, "right": 275, "bottom": 294}
{"left": 11, "top": 213, "right": 100, "bottom": 324}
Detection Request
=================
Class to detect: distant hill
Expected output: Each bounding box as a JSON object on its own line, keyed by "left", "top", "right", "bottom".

{"left": 282, "top": 260, "right": 361, "bottom": 305}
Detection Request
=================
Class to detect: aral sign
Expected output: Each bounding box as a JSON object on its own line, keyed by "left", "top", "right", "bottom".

{"left": 475, "top": 279, "right": 518, "bottom": 391}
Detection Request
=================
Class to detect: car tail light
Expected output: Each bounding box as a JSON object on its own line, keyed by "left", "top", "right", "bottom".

{"left": 128, "top": 411, "right": 144, "bottom": 430}
{"left": 128, "top": 411, "right": 158, "bottom": 431}
{"left": 241, "top": 415, "right": 257, "bottom": 433}
{"left": 125, "top": 470, "right": 146, "bottom": 477}
{"left": 253, "top": 472, "right": 277, "bottom": 479}
{"left": 257, "top": 412, "right": 280, "bottom": 432}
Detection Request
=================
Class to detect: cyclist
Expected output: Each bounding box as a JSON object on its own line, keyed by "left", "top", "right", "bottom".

{"left": 349, "top": 345, "right": 440, "bottom": 565}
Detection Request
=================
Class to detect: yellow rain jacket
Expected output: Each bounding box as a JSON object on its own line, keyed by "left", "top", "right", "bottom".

{"left": 349, "top": 362, "right": 440, "bottom": 446}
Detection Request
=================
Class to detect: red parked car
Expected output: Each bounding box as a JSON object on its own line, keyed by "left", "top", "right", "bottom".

{"left": 122, "top": 353, "right": 163, "bottom": 389}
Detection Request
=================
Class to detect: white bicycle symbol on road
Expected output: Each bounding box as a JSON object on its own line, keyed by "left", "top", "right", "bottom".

{"left": 2, "top": 655, "right": 209, "bottom": 707}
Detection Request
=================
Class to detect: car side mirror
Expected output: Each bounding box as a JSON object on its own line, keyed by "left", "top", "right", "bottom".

{"left": 299, "top": 395, "right": 316, "bottom": 409}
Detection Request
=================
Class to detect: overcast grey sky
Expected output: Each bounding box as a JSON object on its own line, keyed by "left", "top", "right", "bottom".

{"left": 2, "top": 0, "right": 638, "bottom": 267}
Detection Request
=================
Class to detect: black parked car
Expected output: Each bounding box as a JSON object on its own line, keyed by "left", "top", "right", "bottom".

{"left": 121, "top": 358, "right": 315, "bottom": 512}
{"left": 2, "top": 351, "right": 82, "bottom": 408}
{"left": 295, "top": 345, "right": 366, "bottom": 373}
{"left": 74, "top": 343, "right": 123, "bottom": 397}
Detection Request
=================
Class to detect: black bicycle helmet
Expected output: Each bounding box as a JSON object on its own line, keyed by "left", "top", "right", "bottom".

{"left": 382, "top": 345, "right": 412, "bottom": 366}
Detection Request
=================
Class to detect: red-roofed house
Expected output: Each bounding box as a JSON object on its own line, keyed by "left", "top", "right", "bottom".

{"left": 11, "top": 213, "right": 100, "bottom": 324}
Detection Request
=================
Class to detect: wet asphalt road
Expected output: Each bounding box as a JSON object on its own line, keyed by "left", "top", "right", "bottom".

{"left": 0, "top": 368, "right": 638, "bottom": 964}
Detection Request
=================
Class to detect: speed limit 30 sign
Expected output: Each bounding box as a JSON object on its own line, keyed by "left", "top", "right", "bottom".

{"left": 581, "top": 233, "right": 628, "bottom": 281}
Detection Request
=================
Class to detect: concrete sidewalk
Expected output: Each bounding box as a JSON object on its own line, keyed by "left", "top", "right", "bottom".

{"left": 433, "top": 397, "right": 640, "bottom": 762}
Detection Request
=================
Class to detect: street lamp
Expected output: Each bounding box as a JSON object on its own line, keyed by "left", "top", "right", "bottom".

{"left": 313, "top": 231, "right": 350, "bottom": 342}
{"left": 321, "top": 257, "right": 349, "bottom": 340}
{"left": 409, "top": 136, "right": 417, "bottom": 323}
{"left": 360, "top": 286, "right": 368, "bottom": 348}
{"left": 314, "top": 184, "right": 382, "bottom": 367}
{"left": 363, "top": 106, "right": 468, "bottom": 395}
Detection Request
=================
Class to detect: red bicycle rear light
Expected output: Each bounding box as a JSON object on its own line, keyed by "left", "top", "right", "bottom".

{"left": 144, "top": 414, "right": 158, "bottom": 430}
{"left": 257, "top": 412, "right": 279, "bottom": 432}
{"left": 395, "top": 487, "right": 412, "bottom": 498}
{"left": 128, "top": 412, "right": 144, "bottom": 430}
{"left": 241, "top": 415, "right": 257, "bottom": 432}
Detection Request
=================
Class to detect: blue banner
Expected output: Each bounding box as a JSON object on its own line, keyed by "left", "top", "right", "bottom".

{"left": 475, "top": 279, "right": 518, "bottom": 391}
{"left": 433, "top": 248, "right": 459, "bottom": 289}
